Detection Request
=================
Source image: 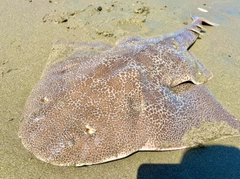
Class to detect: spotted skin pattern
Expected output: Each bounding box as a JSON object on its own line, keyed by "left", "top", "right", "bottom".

{"left": 19, "top": 15, "right": 240, "bottom": 166}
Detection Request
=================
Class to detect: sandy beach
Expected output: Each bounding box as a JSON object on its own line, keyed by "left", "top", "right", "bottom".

{"left": 1, "top": 0, "right": 240, "bottom": 178}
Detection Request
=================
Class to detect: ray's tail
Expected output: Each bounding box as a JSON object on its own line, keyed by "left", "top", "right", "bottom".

{"left": 189, "top": 14, "right": 219, "bottom": 35}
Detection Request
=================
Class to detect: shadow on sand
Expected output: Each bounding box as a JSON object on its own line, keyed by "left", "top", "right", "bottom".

{"left": 137, "top": 145, "right": 240, "bottom": 179}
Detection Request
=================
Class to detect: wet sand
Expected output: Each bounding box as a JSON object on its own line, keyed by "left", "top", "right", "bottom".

{"left": 0, "top": 0, "right": 240, "bottom": 178}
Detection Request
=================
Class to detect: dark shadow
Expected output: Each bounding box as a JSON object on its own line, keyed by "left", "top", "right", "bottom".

{"left": 137, "top": 145, "right": 240, "bottom": 179}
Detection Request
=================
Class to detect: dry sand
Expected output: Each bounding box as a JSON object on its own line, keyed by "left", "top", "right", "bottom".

{"left": 0, "top": 0, "right": 240, "bottom": 178}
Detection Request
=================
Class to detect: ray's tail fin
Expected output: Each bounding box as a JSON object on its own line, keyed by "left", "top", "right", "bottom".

{"left": 165, "top": 15, "right": 219, "bottom": 51}
{"left": 188, "top": 15, "right": 219, "bottom": 35}
{"left": 190, "top": 14, "right": 219, "bottom": 27}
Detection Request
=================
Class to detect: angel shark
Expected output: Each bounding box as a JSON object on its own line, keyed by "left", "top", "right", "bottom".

{"left": 19, "top": 15, "right": 240, "bottom": 166}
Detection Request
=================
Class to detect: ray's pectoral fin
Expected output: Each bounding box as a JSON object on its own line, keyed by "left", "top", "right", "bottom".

{"left": 165, "top": 15, "right": 219, "bottom": 51}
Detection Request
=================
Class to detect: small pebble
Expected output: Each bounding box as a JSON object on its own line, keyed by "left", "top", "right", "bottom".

{"left": 96, "top": 6, "right": 102, "bottom": 11}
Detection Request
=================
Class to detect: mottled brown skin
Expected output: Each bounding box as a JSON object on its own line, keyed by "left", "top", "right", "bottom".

{"left": 19, "top": 15, "right": 240, "bottom": 166}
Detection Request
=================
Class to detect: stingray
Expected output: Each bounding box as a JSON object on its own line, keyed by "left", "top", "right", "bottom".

{"left": 19, "top": 15, "right": 240, "bottom": 166}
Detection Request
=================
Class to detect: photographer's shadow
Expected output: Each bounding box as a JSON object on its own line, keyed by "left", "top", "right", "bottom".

{"left": 137, "top": 145, "right": 240, "bottom": 179}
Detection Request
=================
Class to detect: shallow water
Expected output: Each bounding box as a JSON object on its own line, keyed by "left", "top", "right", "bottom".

{"left": 0, "top": 0, "right": 240, "bottom": 178}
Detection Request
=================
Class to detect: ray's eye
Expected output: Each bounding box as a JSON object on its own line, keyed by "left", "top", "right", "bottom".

{"left": 40, "top": 96, "right": 49, "bottom": 103}
{"left": 85, "top": 125, "right": 96, "bottom": 135}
